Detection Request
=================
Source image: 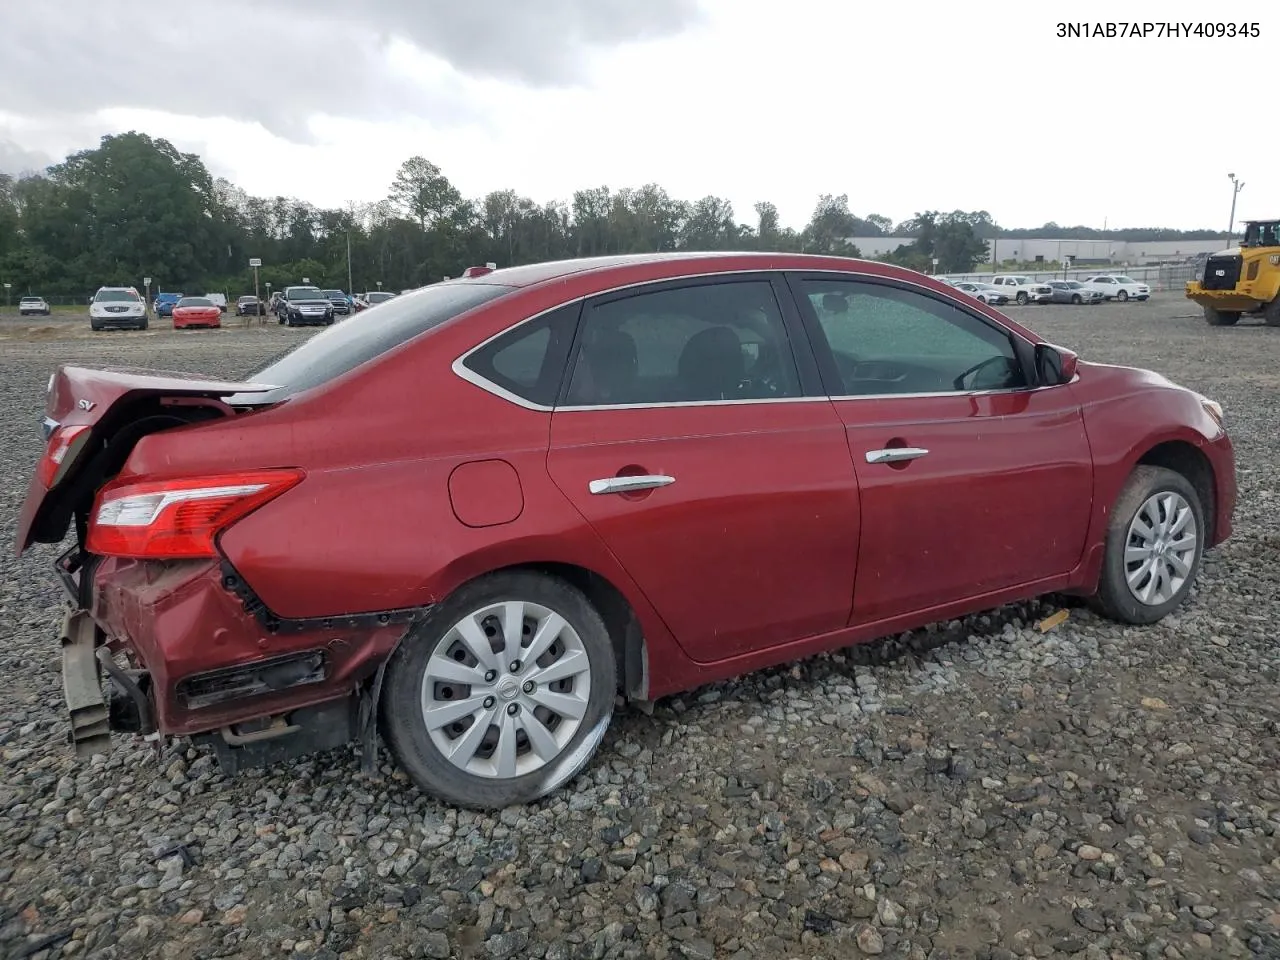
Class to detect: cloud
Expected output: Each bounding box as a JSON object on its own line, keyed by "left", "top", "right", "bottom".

{"left": 0, "top": 139, "right": 53, "bottom": 177}
{"left": 0, "top": 0, "right": 704, "bottom": 142}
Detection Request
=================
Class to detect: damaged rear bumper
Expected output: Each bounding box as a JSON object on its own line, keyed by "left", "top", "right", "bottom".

{"left": 52, "top": 546, "right": 423, "bottom": 773}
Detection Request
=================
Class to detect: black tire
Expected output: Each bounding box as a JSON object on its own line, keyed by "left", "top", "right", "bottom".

{"left": 1203, "top": 305, "right": 1240, "bottom": 327}
{"left": 1016, "top": 291, "right": 1028, "bottom": 305}
{"left": 1090, "top": 465, "right": 1206, "bottom": 626}
{"left": 1117, "top": 290, "right": 1129, "bottom": 302}
{"left": 138, "top": 318, "right": 148, "bottom": 331}
{"left": 90, "top": 320, "right": 103, "bottom": 331}
{"left": 1071, "top": 294, "right": 1082, "bottom": 304}
{"left": 1263, "top": 297, "right": 1280, "bottom": 328}
{"left": 380, "top": 571, "right": 617, "bottom": 809}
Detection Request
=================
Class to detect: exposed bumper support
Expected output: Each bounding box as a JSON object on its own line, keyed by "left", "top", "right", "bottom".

{"left": 59, "top": 606, "right": 111, "bottom": 758}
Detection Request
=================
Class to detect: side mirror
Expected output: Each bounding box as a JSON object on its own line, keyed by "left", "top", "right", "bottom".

{"left": 1034, "top": 342, "right": 1078, "bottom": 386}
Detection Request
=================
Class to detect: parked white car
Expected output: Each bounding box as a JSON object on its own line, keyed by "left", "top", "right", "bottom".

{"left": 89, "top": 286, "right": 148, "bottom": 331}
{"left": 951, "top": 281, "right": 1010, "bottom": 305}
{"left": 989, "top": 275, "right": 1054, "bottom": 304}
{"left": 204, "top": 293, "right": 228, "bottom": 313}
{"left": 1081, "top": 275, "right": 1151, "bottom": 302}
{"left": 18, "top": 296, "right": 51, "bottom": 316}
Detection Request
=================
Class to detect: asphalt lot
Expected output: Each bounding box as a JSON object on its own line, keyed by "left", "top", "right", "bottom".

{"left": 1, "top": 294, "right": 1278, "bottom": 960}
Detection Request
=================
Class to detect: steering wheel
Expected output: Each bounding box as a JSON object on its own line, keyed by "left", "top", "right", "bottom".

{"left": 953, "top": 356, "right": 1010, "bottom": 391}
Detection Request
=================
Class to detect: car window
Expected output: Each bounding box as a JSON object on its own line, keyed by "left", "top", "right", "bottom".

{"left": 1114, "top": 276, "right": 1135, "bottom": 284}
{"left": 563, "top": 279, "right": 802, "bottom": 406}
{"left": 798, "top": 278, "right": 1027, "bottom": 397}
{"left": 460, "top": 302, "right": 581, "bottom": 407}
{"left": 94, "top": 290, "right": 140, "bottom": 303}
{"left": 237, "top": 281, "right": 512, "bottom": 405}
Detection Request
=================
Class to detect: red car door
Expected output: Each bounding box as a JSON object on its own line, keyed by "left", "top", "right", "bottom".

{"left": 787, "top": 273, "right": 1094, "bottom": 625}
{"left": 544, "top": 275, "right": 862, "bottom": 663}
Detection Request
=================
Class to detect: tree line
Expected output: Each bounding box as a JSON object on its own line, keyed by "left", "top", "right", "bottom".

{"left": 0, "top": 132, "right": 1225, "bottom": 299}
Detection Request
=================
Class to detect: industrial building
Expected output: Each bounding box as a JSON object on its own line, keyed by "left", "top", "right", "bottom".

{"left": 847, "top": 236, "right": 1233, "bottom": 266}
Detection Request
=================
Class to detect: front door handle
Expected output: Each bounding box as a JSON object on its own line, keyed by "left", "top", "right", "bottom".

{"left": 865, "top": 447, "right": 929, "bottom": 464}
{"left": 589, "top": 475, "right": 675, "bottom": 495}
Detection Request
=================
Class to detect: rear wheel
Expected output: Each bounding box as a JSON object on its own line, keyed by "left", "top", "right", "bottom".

{"left": 1091, "top": 466, "right": 1205, "bottom": 625}
{"left": 1203, "top": 305, "right": 1240, "bottom": 326}
{"left": 1263, "top": 296, "right": 1280, "bottom": 327}
{"left": 380, "top": 571, "right": 616, "bottom": 809}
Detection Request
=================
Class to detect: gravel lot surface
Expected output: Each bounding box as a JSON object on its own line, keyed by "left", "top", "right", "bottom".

{"left": 1, "top": 296, "right": 1277, "bottom": 960}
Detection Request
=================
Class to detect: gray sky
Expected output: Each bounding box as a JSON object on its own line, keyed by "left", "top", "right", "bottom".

{"left": 0, "top": 0, "right": 1272, "bottom": 231}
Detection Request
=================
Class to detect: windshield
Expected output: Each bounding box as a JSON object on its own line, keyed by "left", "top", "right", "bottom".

{"left": 286, "top": 287, "right": 325, "bottom": 300}
{"left": 94, "top": 290, "right": 140, "bottom": 302}
{"left": 1063, "top": 282, "right": 1081, "bottom": 289}
{"left": 20, "top": 296, "right": 41, "bottom": 302}
{"left": 179, "top": 297, "right": 213, "bottom": 307}
{"left": 238, "top": 296, "right": 257, "bottom": 302}
{"left": 323, "top": 289, "right": 345, "bottom": 297}
{"left": 1114, "top": 276, "right": 1135, "bottom": 284}
{"left": 237, "top": 281, "right": 513, "bottom": 404}
{"left": 367, "top": 292, "right": 395, "bottom": 303}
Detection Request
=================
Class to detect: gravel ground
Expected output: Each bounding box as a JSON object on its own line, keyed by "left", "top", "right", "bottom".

{"left": 1, "top": 296, "right": 1277, "bottom": 960}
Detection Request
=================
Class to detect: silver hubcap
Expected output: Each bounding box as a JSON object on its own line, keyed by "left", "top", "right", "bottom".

{"left": 1124, "top": 492, "right": 1198, "bottom": 606}
{"left": 421, "top": 600, "right": 592, "bottom": 779}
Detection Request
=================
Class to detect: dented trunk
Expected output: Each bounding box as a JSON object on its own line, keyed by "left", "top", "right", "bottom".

{"left": 14, "top": 365, "right": 279, "bottom": 555}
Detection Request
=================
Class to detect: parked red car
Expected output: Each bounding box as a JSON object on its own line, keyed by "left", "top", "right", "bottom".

{"left": 171, "top": 296, "right": 222, "bottom": 329}
{"left": 17, "top": 253, "right": 1236, "bottom": 809}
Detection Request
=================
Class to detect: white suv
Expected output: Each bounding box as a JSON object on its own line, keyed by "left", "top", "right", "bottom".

{"left": 989, "top": 275, "right": 1054, "bottom": 304}
{"left": 18, "top": 296, "right": 50, "bottom": 316}
{"left": 89, "top": 286, "right": 148, "bottom": 331}
{"left": 1081, "top": 275, "right": 1151, "bottom": 302}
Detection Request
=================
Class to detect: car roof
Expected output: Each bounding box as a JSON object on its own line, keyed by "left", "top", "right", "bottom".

{"left": 442, "top": 251, "right": 967, "bottom": 293}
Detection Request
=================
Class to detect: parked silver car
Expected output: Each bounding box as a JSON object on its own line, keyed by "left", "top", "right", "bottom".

{"left": 1045, "top": 280, "right": 1105, "bottom": 305}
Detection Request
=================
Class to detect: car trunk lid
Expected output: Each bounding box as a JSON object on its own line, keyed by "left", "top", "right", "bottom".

{"left": 15, "top": 365, "right": 280, "bottom": 555}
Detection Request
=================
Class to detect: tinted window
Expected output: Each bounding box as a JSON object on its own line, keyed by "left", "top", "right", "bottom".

{"left": 461, "top": 303, "right": 581, "bottom": 407}
{"left": 564, "top": 280, "right": 802, "bottom": 406}
{"left": 94, "top": 290, "right": 140, "bottom": 302}
{"left": 799, "top": 278, "right": 1027, "bottom": 396}
{"left": 236, "top": 281, "right": 512, "bottom": 404}
{"left": 286, "top": 286, "right": 324, "bottom": 299}
{"left": 178, "top": 297, "right": 213, "bottom": 307}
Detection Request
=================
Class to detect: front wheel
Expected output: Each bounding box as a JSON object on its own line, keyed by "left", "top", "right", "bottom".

{"left": 1203, "top": 305, "right": 1240, "bottom": 326}
{"left": 380, "top": 571, "right": 617, "bottom": 809}
{"left": 1117, "top": 290, "right": 1129, "bottom": 302}
{"left": 1016, "top": 291, "right": 1028, "bottom": 305}
{"left": 1071, "top": 294, "right": 1082, "bottom": 304}
{"left": 1091, "top": 466, "right": 1205, "bottom": 625}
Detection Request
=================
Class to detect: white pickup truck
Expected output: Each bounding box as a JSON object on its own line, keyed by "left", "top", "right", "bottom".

{"left": 989, "top": 275, "right": 1054, "bottom": 305}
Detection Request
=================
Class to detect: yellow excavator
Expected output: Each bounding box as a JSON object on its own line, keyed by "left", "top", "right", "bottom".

{"left": 1185, "top": 219, "right": 1280, "bottom": 326}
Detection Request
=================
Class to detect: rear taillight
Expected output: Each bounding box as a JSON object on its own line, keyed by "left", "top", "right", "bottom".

{"left": 38, "top": 425, "right": 90, "bottom": 487}
{"left": 86, "top": 469, "right": 303, "bottom": 559}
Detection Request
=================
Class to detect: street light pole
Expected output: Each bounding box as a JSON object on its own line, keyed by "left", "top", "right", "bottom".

{"left": 346, "top": 233, "right": 354, "bottom": 294}
{"left": 1227, "top": 173, "right": 1245, "bottom": 247}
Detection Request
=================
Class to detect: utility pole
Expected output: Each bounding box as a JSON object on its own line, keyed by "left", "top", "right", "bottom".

{"left": 1227, "top": 173, "right": 1244, "bottom": 247}
{"left": 249, "top": 258, "right": 262, "bottom": 325}
{"left": 346, "top": 233, "right": 354, "bottom": 293}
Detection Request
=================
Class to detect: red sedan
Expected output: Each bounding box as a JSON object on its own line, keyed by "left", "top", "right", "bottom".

{"left": 171, "top": 296, "right": 222, "bottom": 329}
{"left": 16, "top": 253, "right": 1236, "bottom": 809}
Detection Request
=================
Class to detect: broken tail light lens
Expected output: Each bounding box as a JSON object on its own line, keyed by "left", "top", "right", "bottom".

{"left": 87, "top": 469, "right": 304, "bottom": 559}
{"left": 37, "top": 424, "right": 90, "bottom": 487}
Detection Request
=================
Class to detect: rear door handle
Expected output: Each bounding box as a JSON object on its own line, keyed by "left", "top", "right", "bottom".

{"left": 865, "top": 447, "right": 929, "bottom": 464}
{"left": 589, "top": 475, "right": 675, "bottom": 495}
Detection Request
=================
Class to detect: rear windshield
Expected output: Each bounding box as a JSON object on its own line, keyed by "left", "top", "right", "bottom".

{"left": 235, "top": 281, "right": 513, "bottom": 404}
{"left": 95, "top": 290, "right": 140, "bottom": 302}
